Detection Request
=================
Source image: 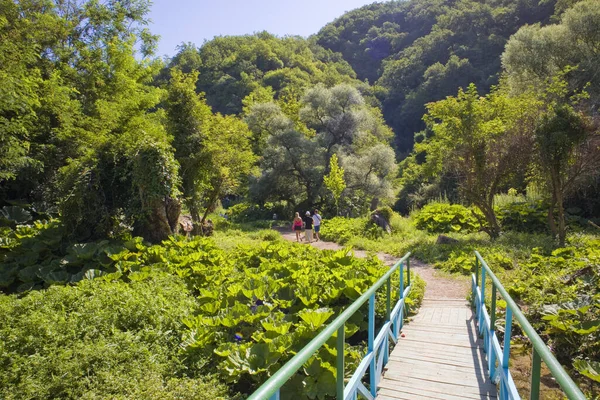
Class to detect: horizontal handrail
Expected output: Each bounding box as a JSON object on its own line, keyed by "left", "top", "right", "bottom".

{"left": 473, "top": 251, "right": 586, "bottom": 400}
{"left": 248, "top": 252, "right": 411, "bottom": 400}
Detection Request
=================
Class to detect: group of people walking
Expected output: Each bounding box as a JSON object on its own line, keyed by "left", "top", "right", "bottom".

{"left": 292, "top": 209, "right": 321, "bottom": 243}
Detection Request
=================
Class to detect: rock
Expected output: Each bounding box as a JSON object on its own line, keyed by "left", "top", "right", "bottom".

{"left": 436, "top": 234, "right": 459, "bottom": 245}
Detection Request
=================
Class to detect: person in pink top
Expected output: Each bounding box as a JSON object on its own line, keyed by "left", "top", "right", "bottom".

{"left": 292, "top": 212, "right": 303, "bottom": 242}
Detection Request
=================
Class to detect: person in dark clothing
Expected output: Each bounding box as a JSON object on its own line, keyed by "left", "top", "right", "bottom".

{"left": 303, "top": 211, "right": 314, "bottom": 242}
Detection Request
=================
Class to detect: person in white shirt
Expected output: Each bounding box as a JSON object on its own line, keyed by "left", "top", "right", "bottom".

{"left": 312, "top": 209, "right": 322, "bottom": 242}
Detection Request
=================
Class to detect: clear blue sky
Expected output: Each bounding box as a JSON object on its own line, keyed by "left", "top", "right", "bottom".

{"left": 147, "top": 0, "right": 380, "bottom": 58}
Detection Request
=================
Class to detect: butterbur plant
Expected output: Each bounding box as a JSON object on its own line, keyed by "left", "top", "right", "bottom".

{"left": 542, "top": 297, "right": 600, "bottom": 381}
{"left": 414, "top": 202, "right": 481, "bottom": 233}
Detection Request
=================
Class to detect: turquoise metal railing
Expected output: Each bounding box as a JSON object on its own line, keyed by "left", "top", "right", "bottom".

{"left": 472, "top": 251, "right": 586, "bottom": 400}
{"left": 248, "top": 252, "right": 412, "bottom": 400}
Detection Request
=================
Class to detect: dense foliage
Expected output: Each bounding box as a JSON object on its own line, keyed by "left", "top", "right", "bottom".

{"left": 0, "top": 275, "right": 228, "bottom": 400}
{"left": 414, "top": 202, "right": 480, "bottom": 233}
{"left": 247, "top": 84, "right": 397, "bottom": 214}
{"left": 2, "top": 0, "right": 600, "bottom": 397}
{"left": 396, "top": 0, "right": 600, "bottom": 234}
{"left": 0, "top": 219, "right": 425, "bottom": 399}
{"left": 316, "top": 0, "right": 556, "bottom": 152}
{"left": 165, "top": 33, "right": 373, "bottom": 116}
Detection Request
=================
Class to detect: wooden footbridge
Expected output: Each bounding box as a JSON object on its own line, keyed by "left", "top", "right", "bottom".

{"left": 248, "top": 253, "right": 586, "bottom": 400}
{"left": 377, "top": 298, "right": 496, "bottom": 399}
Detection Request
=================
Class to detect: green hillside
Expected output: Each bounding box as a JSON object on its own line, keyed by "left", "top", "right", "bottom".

{"left": 316, "top": 0, "right": 557, "bottom": 152}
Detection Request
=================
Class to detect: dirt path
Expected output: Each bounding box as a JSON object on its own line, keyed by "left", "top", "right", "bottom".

{"left": 276, "top": 227, "right": 469, "bottom": 300}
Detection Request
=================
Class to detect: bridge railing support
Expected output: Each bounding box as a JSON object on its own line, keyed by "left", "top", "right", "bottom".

{"left": 248, "top": 252, "right": 412, "bottom": 400}
{"left": 472, "top": 251, "right": 586, "bottom": 400}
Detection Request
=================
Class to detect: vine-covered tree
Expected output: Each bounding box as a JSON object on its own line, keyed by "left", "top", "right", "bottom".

{"left": 199, "top": 113, "right": 256, "bottom": 223}
{"left": 0, "top": 0, "right": 181, "bottom": 242}
{"left": 165, "top": 69, "right": 213, "bottom": 224}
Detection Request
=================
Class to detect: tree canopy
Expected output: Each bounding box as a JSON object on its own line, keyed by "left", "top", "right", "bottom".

{"left": 316, "top": 0, "right": 557, "bottom": 153}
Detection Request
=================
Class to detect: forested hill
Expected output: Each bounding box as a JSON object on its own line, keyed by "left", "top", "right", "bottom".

{"left": 164, "top": 33, "right": 377, "bottom": 116}
{"left": 315, "top": 0, "right": 557, "bottom": 152}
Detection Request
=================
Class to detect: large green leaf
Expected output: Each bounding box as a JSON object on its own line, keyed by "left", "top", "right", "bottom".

{"left": 17, "top": 265, "right": 41, "bottom": 282}
{"left": 70, "top": 269, "right": 107, "bottom": 283}
{"left": 68, "top": 241, "right": 107, "bottom": 261}
{"left": 571, "top": 320, "right": 600, "bottom": 335}
{"left": 302, "top": 360, "right": 337, "bottom": 399}
{"left": 299, "top": 308, "right": 335, "bottom": 330}
{"left": 40, "top": 270, "right": 70, "bottom": 284}
{"left": 0, "top": 265, "right": 18, "bottom": 287}
{"left": 297, "top": 285, "right": 320, "bottom": 306}
{"left": 0, "top": 206, "right": 32, "bottom": 224}
{"left": 573, "top": 360, "right": 600, "bottom": 383}
{"left": 245, "top": 342, "right": 282, "bottom": 373}
{"left": 261, "top": 319, "right": 292, "bottom": 336}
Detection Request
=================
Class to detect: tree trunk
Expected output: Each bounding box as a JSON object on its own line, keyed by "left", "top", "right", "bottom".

{"left": 201, "top": 187, "right": 221, "bottom": 224}
{"left": 548, "top": 168, "right": 566, "bottom": 246}
{"left": 547, "top": 193, "right": 558, "bottom": 240}
{"left": 556, "top": 190, "right": 566, "bottom": 247}
{"left": 189, "top": 206, "right": 200, "bottom": 225}
{"left": 477, "top": 201, "right": 501, "bottom": 240}
{"left": 165, "top": 196, "right": 181, "bottom": 234}
{"left": 370, "top": 197, "right": 380, "bottom": 211}
{"left": 139, "top": 196, "right": 181, "bottom": 243}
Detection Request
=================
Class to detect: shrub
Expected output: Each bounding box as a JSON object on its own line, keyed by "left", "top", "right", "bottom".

{"left": 225, "top": 202, "right": 291, "bottom": 223}
{"left": 253, "top": 229, "right": 281, "bottom": 241}
{"left": 320, "top": 217, "right": 372, "bottom": 244}
{"left": 414, "top": 203, "right": 481, "bottom": 233}
{"left": 496, "top": 200, "right": 549, "bottom": 233}
{"left": 0, "top": 275, "right": 227, "bottom": 400}
{"left": 225, "top": 203, "right": 263, "bottom": 222}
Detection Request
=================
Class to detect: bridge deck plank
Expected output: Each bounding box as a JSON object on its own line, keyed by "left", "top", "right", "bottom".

{"left": 376, "top": 299, "right": 497, "bottom": 399}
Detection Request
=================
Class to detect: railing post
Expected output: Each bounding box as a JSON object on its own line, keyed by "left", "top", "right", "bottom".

{"left": 475, "top": 256, "right": 479, "bottom": 291}
{"left": 406, "top": 258, "right": 410, "bottom": 287}
{"left": 398, "top": 261, "right": 405, "bottom": 334}
{"left": 368, "top": 293, "right": 377, "bottom": 397}
{"left": 530, "top": 347, "right": 541, "bottom": 400}
{"left": 503, "top": 307, "right": 513, "bottom": 368}
{"left": 399, "top": 262, "right": 404, "bottom": 299}
{"left": 489, "top": 284, "right": 497, "bottom": 378}
{"left": 336, "top": 324, "right": 345, "bottom": 400}
{"left": 479, "top": 267, "right": 486, "bottom": 335}
{"left": 269, "top": 389, "right": 280, "bottom": 400}
{"left": 384, "top": 276, "right": 391, "bottom": 365}
{"left": 386, "top": 276, "right": 391, "bottom": 321}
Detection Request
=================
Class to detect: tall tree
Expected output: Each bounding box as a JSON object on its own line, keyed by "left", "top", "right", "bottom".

{"left": 418, "top": 83, "right": 540, "bottom": 238}
{"left": 323, "top": 154, "right": 346, "bottom": 215}
{"left": 503, "top": 0, "right": 600, "bottom": 105}
{"left": 248, "top": 84, "right": 396, "bottom": 213}
{"left": 165, "top": 69, "right": 212, "bottom": 223}
{"left": 199, "top": 113, "right": 256, "bottom": 223}
{"left": 534, "top": 104, "right": 593, "bottom": 245}
{"left": 0, "top": 0, "right": 180, "bottom": 242}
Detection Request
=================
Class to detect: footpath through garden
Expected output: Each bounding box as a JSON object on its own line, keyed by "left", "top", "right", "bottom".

{"left": 278, "top": 229, "right": 498, "bottom": 399}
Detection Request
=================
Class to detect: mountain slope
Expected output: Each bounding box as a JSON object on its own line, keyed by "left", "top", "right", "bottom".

{"left": 316, "top": 0, "right": 557, "bottom": 153}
